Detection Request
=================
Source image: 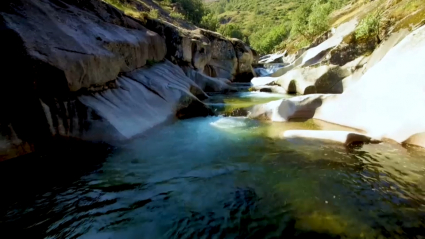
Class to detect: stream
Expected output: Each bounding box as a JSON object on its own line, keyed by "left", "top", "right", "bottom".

{"left": 1, "top": 84, "right": 425, "bottom": 238}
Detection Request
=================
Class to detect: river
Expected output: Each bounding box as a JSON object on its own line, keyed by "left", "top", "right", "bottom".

{"left": 1, "top": 86, "right": 425, "bottom": 238}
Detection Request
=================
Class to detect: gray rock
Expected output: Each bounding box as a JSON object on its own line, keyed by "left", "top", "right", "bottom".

{"left": 1, "top": 0, "right": 167, "bottom": 93}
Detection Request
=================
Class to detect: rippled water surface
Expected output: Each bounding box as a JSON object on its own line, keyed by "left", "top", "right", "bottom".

{"left": 1, "top": 91, "right": 425, "bottom": 239}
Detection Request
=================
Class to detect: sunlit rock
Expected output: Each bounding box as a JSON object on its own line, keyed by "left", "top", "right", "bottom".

{"left": 282, "top": 130, "right": 382, "bottom": 147}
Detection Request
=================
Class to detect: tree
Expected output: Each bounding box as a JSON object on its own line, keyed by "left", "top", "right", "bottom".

{"left": 218, "top": 24, "right": 244, "bottom": 39}
{"left": 290, "top": 4, "right": 311, "bottom": 39}
{"left": 169, "top": 0, "right": 206, "bottom": 24}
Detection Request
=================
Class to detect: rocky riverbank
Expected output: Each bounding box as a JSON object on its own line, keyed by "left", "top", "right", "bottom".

{"left": 0, "top": 0, "right": 255, "bottom": 161}
{"left": 250, "top": 16, "right": 425, "bottom": 148}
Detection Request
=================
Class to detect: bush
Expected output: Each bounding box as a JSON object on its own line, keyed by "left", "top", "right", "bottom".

{"left": 290, "top": 0, "right": 352, "bottom": 41}
{"left": 290, "top": 4, "right": 312, "bottom": 39}
{"left": 148, "top": 9, "right": 159, "bottom": 19}
{"left": 170, "top": 11, "right": 186, "bottom": 20}
{"left": 355, "top": 12, "right": 381, "bottom": 40}
{"left": 218, "top": 23, "right": 244, "bottom": 39}
{"left": 200, "top": 13, "right": 220, "bottom": 31}
{"left": 290, "top": 0, "right": 333, "bottom": 40}
{"left": 307, "top": 2, "right": 332, "bottom": 37}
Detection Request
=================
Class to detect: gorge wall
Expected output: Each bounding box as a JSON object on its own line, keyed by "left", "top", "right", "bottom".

{"left": 0, "top": 0, "right": 255, "bottom": 161}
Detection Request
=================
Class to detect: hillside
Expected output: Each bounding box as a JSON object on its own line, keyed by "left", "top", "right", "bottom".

{"left": 205, "top": 0, "right": 425, "bottom": 54}
{"left": 99, "top": 0, "right": 424, "bottom": 56}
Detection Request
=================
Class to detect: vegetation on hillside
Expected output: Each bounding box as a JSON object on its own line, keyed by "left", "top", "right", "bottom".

{"left": 103, "top": 0, "right": 425, "bottom": 55}
{"left": 205, "top": 0, "right": 354, "bottom": 54}
{"left": 161, "top": 0, "right": 206, "bottom": 24}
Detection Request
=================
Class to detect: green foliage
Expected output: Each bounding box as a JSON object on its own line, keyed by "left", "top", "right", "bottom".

{"left": 103, "top": 0, "right": 148, "bottom": 20}
{"left": 290, "top": 4, "right": 312, "bottom": 39}
{"left": 218, "top": 23, "right": 244, "bottom": 39}
{"left": 200, "top": 13, "right": 220, "bottom": 31}
{"left": 149, "top": 9, "right": 159, "bottom": 19}
{"left": 355, "top": 12, "right": 381, "bottom": 40}
{"left": 169, "top": 0, "right": 206, "bottom": 24}
{"left": 249, "top": 25, "right": 289, "bottom": 54}
{"left": 170, "top": 11, "right": 186, "bottom": 20}
{"left": 290, "top": 0, "right": 347, "bottom": 40}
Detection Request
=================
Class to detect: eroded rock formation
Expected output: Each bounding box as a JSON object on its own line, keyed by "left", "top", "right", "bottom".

{"left": 249, "top": 25, "right": 425, "bottom": 148}
{"left": 0, "top": 0, "right": 254, "bottom": 161}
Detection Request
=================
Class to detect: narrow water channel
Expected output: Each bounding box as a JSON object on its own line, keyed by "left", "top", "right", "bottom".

{"left": 1, "top": 86, "right": 425, "bottom": 238}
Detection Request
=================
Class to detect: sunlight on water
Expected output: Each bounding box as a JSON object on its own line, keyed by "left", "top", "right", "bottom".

{"left": 210, "top": 117, "right": 249, "bottom": 129}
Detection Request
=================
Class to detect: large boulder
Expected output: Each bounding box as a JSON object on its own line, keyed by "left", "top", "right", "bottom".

{"left": 251, "top": 56, "right": 367, "bottom": 95}
{"left": 315, "top": 26, "right": 425, "bottom": 147}
{"left": 144, "top": 21, "right": 255, "bottom": 82}
{"left": 0, "top": 60, "right": 213, "bottom": 161}
{"left": 231, "top": 38, "right": 256, "bottom": 82}
{"left": 1, "top": 0, "right": 167, "bottom": 93}
{"left": 196, "top": 29, "right": 238, "bottom": 80}
{"left": 248, "top": 94, "right": 329, "bottom": 121}
{"left": 144, "top": 19, "right": 212, "bottom": 72}
{"left": 0, "top": 0, "right": 220, "bottom": 161}
{"left": 274, "top": 65, "right": 345, "bottom": 94}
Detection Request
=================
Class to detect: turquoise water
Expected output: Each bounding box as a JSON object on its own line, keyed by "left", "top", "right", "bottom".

{"left": 1, "top": 91, "right": 425, "bottom": 238}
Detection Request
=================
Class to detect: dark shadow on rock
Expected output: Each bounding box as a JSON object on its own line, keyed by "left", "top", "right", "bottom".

{"left": 233, "top": 71, "right": 255, "bottom": 83}
{"left": 287, "top": 80, "right": 297, "bottom": 94}
{"left": 314, "top": 68, "right": 345, "bottom": 94}
{"left": 303, "top": 49, "right": 332, "bottom": 67}
{"left": 259, "top": 88, "right": 272, "bottom": 93}
{"left": 303, "top": 85, "right": 317, "bottom": 95}
{"left": 176, "top": 100, "right": 215, "bottom": 119}
{"left": 203, "top": 64, "right": 217, "bottom": 78}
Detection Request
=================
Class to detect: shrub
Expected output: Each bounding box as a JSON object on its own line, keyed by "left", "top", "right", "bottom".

{"left": 355, "top": 12, "right": 381, "bottom": 40}
{"left": 148, "top": 9, "right": 159, "bottom": 19}
{"left": 170, "top": 11, "right": 186, "bottom": 20}
{"left": 200, "top": 13, "right": 220, "bottom": 31}
{"left": 218, "top": 23, "right": 244, "bottom": 39}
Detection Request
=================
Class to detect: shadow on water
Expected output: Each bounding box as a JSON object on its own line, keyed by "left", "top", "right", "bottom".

{"left": 1, "top": 91, "right": 425, "bottom": 238}
{"left": 0, "top": 139, "right": 112, "bottom": 238}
